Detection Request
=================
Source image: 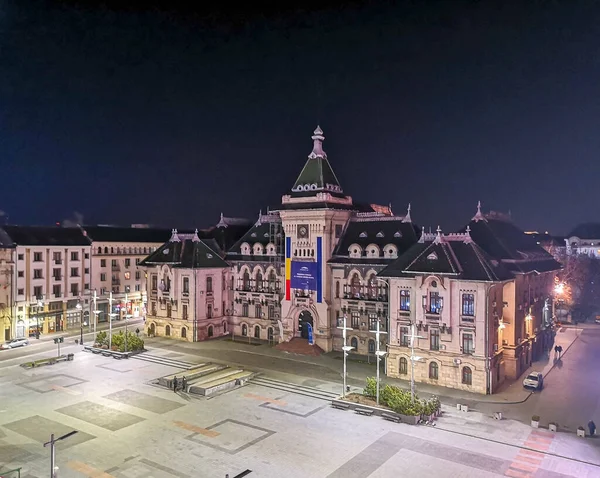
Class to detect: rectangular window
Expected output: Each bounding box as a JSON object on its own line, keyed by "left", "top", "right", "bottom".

{"left": 124, "top": 285, "right": 131, "bottom": 293}
{"left": 33, "top": 252, "right": 42, "bottom": 262}
{"left": 268, "top": 305, "right": 275, "bottom": 319}
{"left": 242, "top": 303, "right": 249, "bottom": 317}
{"left": 33, "top": 269, "right": 42, "bottom": 279}
{"left": 52, "top": 285, "right": 61, "bottom": 297}
{"left": 151, "top": 275, "right": 158, "bottom": 290}
{"left": 462, "top": 333, "right": 474, "bottom": 354}
{"left": 182, "top": 304, "right": 188, "bottom": 320}
{"left": 18, "top": 253, "right": 24, "bottom": 260}
{"left": 84, "top": 253, "right": 89, "bottom": 259}
{"left": 100, "top": 259, "right": 106, "bottom": 267}
{"left": 84, "top": 267, "right": 89, "bottom": 274}
{"left": 429, "top": 292, "right": 442, "bottom": 314}
{"left": 53, "top": 252, "right": 61, "bottom": 263}
{"left": 207, "top": 304, "right": 213, "bottom": 318}
{"left": 18, "top": 288, "right": 24, "bottom": 295}
{"left": 461, "top": 293, "right": 475, "bottom": 316}
{"left": 135, "top": 258, "right": 140, "bottom": 265}
{"left": 400, "top": 326, "right": 410, "bottom": 346}
{"left": 206, "top": 276, "right": 213, "bottom": 293}
{"left": 100, "top": 273, "right": 106, "bottom": 282}
{"left": 167, "top": 303, "right": 172, "bottom": 318}
{"left": 70, "top": 267, "right": 79, "bottom": 277}
{"left": 399, "top": 290, "right": 410, "bottom": 311}
{"left": 111, "top": 259, "right": 117, "bottom": 267}
{"left": 135, "top": 284, "right": 140, "bottom": 292}
{"left": 255, "top": 305, "right": 262, "bottom": 318}
{"left": 53, "top": 268, "right": 61, "bottom": 279}
{"left": 368, "top": 314, "right": 378, "bottom": 331}
{"left": 84, "top": 283, "right": 89, "bottom": 290}
{"left": 351, "top": 312, "right": 360, "bottom": 329}
{"left": 151, "top": 302, "right": 157, "bottom": 315}
{"left": 71, "top": 252, "right": 79, "bottom": 261}
{"left": 430, "top": 328, "right": 440, "bottom": 351}
{"left": 335, "top": 224, "right": 343, "bottom": 238}
{"left": 135, "top": 271, "right": 141, "bottom": 280}
{"left": 18, "top": 271, "right": 24, "bottom": 278}
{"left": 125, "top": 258, "right": 131, "bottom": 267}
{"left": 183, "top": 277, "right": 190, "bottom": 294}
{"left": 33, "top": 286, "right": 42, "bottom": 298}
{"left": 70, "top": 283, "right": 79, "bottom": 296}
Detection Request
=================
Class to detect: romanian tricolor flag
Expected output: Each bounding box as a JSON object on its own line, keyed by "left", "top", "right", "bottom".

{"left": 285, "top": 236, "right": 291, "bottom": 300}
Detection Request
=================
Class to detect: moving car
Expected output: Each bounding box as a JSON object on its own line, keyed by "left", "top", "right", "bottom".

{"left": 0, "top": 338, "right": 30, "bottom": 350}
{"left": 523, "top": 372, "right": 543, "bottom": 391}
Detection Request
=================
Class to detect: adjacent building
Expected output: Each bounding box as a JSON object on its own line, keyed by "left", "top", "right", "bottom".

{"left": 564, "top": 223, "right": 600, "bottom": 257}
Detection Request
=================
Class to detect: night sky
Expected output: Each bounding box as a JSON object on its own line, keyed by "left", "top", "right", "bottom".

{"left": 2, "top": 1, "right": 600, "bottom": 234}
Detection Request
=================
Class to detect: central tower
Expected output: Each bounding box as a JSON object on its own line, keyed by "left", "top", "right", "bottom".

{"left": 273, "top": 126, "right": 356, "bottom": 351}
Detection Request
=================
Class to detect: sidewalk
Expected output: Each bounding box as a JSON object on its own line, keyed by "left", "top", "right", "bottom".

{"left": 31, "top": 318, "right": 145, "bottom": 344}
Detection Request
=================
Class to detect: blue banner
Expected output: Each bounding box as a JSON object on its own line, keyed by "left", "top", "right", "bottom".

{"left": 291, "top": 261, "right": 318, "bottom": 291}
{"left": 307, "top": 323, "right": 314, "bottom": 345}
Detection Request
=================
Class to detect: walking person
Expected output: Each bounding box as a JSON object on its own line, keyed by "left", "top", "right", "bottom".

{"left": 173, "top": 376, "right": 178, "bottom": 393}
{"left": 557, "top": 345, "right": 563, "bottom": 358}
{"left": 182, "top": 376, "right": 187, "bottom": 392}
{"left": 588, "top": 420, "right": 596, "bottom": 437}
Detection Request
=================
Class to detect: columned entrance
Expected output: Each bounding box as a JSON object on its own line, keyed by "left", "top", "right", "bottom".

{"left": 298, "top": 310, "right": 314, "bottom": 340}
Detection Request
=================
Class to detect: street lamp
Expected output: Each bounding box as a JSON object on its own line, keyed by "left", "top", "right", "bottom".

{"left": 123, "top": 293, "right": 133, "bottom": 353}
{"left": 36, "top": 298, "right": 43, "bottom": 339}
{"left": 369, "top": 318, "right": 387, "bottom": 405}
{"left": 44, "top": 430, "right": 78, "bottom": 477}
{"left": 408, "top": 321, "right": 424, "bottom": 404}
{"left": 76, "top": 301, "right": 83, "bottom": 345}
{"left": 337, "top": 314, "right": 354, "bottom": 398}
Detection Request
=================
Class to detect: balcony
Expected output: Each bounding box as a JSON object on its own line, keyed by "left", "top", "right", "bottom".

{"left": 397, "top": 308, "right": 411, "bottom": 317}
{"left": 53, "top": 275, "right": 62, "bottom": 281}
{"left": 54, "top": 259, "right": 62, "bottom": 265}
{"left": 112, "top": 265, "right": 120, "bottom": 272}
{"left": 112, "top": 279, "right": 121, "bottom": 285}
{"left": 343, "top": 292, "right": 388, "bottom": 303}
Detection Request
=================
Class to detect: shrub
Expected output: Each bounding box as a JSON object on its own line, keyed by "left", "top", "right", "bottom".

{"left": 95, "top": 331, "right": 108, "bottom": 347}
{"left": 364, "top": 377, "right": 378, "bottom": 398}
{"left": 532, "top": 415, "right": 540, "bottom": 422}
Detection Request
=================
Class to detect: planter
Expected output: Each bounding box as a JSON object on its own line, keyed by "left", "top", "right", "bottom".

{"left": 456, "top": 403, "right": 462, "bottom": 411}
{"left": 399, "top": 414, "right": 420, "bottom": 425}
{"left": 460, "top": 405, "right": 469, "bottom": 413}
{"left": 549, "top": 423, "right": 557, "bottom": 432}
{"left": 577, "top": 427, "right": 586, "bottom": 438}
{"left": 531, "top": 420, "right": 539, "bottom": 428}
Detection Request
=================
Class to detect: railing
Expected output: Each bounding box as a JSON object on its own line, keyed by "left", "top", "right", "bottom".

{"left": 343, "top": 293, "right": 388, "bottom": 303}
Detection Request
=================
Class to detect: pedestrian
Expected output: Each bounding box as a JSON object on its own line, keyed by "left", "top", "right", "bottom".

{"left": 554, "top": 345, "right": 558, "bottom": 356}
{"left": 135, "top": 328, "right": 140, "bottom": 337}
{"left": 182, "top": 376, "right": 187, "bottom": 392}
{"left": 557, "top": 345, "right": 563, "bottom": 358}
{"left": 173, "top": 376, "right": 178, "bottom": 393}
{"left": 588, "top": 420, "right": 596, "bottom": 437}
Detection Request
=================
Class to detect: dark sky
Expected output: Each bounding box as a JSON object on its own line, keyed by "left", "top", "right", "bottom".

{"left": 2, "top": 0, "right": 600, "bottom": 235}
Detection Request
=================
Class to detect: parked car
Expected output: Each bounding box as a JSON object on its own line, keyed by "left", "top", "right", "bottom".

{"left": 0, "top": 338, "right": 30, "bottom": 350}
{"left": 523, "top": 372, "right": 543, "bottom": 390}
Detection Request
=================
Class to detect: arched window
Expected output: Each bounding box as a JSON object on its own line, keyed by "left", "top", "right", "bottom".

{"left": 256, "top": 270, "right": 263, "bottom": 291}
{"left": 462, "top": 366, "right": 472, "bottom": 385}
{"left": 207, "top": 304, "right": 213, "bottom": 318}
{"left": 254, "top": 325, "right": 261, "bottom": 339}
{"left": 268, "top": 270, "right": 277, "bottom": 291}
{"left": 267, "top": 327, "right": 274, "bottom": 342}
{"left": 181, "top": 327, "right": 187, "bottom": 339}
{"left": 206, "top": 276, "right": 213, "bottom": 293}
{"left": 368, "top": 339, "right": 376, "bottom": 354}
{"left": 335, "top": 281, "right": 340, "bottom": 298}
{"left": 242, "top": 271, "right": 250, "bottom": 291}
{"left": 208, "top": 325, "right": 214, "bottom": 337}
{"left": 242, "top": 324, "right": 248, "bottom": 336}
{"left": 399, "top": 357, "right": 408, "bottom": 375}
{"left": 165, "top": 325, "right": 171, "bottom": 337}
{"left": 97, "top": 246, "right": 101, "bottom": 254}
{"left": 222, "top": 321, "right": 228, "bottom": 333}
{"left": 104, "top": 247, "right": 109, "bottom": 254}
{"left": 367, "top": 275, "right": 377, "bottom": 299}
{"left": 429, "top": 362, "right": 439, "bottom": 380}
{"left": 350, "top": 273, "right": 361, "bottom": 297}
{"left": 350, "top": 337, "right": 358, "bottom": 351}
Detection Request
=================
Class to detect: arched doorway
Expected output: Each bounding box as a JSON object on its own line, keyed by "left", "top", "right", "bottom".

{"left": 181, "top": 327, "right": 187, "bottom": 339}
{"left": 208, "top": 325, "right": 214, "bottom": 337}
{"left": 165, "top": 325, "right": 171, "bottom": 336}
{"left": 267, "top": 327, "right": 274, "bottom": 343}
{"left": 298, "top": 310, "right": 314, "bottom": 340}
{"left": 149, "top": 323, "right": 156, "bottom": 336}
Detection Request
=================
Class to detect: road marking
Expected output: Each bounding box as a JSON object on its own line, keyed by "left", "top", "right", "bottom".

{"left": 505, "top": 430, "right": 556, "bottom": 477}
{"left": 173, "top": 420, "right": 220, "bottom": 437}
{"left": 243, "top": 392, "right": 287, "bottom": 406}
{"left": 50, "top": 385, "right": 81, "bottom": 395}
{"left": 67, "top": 461, "right": 115, "bottom": 477}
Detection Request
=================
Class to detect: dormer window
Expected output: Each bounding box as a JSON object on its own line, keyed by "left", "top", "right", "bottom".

{"left": 263, "top": 233, "right": 269, "bottom": 238}
{"left": 348, "top": 244, "right": 362, "bottom": 258}
{"left": 253, "top": 244, "right": 264, "bottom": 255}
{"left": 366, "top": 244, "right": 380, "bottom": 258}
{"left": 240, "top": 243, "right": 251, "bottom": 255}
{"left": 394, "top": 231, "right": 403, "bottom": 238}
{"left": 384, "top": 244, "right": 398, "bottom": 258}
{"left": 376, "top": 231, "right": 384, "bottom": 238}
{"left": 359, "top": 231, "right": 367, "bottom": 238}
{"left": 427, "top": 252, "right": 438, "bottom": 261}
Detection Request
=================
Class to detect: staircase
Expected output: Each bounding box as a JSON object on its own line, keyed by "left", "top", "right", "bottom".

{"left": 275, "top": 338, "right": 324, "bottom": 356}
{"left": 250, "top": 376, "right": 339, "bottom": 401}
{"left": 131, "top": 353, "right": 197, "bottom": 369}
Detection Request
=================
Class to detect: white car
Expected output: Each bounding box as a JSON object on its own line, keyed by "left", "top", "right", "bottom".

{"left": 0, "top": 338, "right": 30, "bottom": 350}
{"left": 523, "top": 372, "right": 543, "bottom": 390}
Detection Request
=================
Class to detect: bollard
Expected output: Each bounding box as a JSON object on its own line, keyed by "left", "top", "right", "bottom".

{"left": 456, "top": 403, "right": 461, "bottom": 411}
{"left": 494, "top": 412, "right": 503, "bottom": 420}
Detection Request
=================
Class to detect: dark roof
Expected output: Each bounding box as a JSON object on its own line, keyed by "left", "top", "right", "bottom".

{"left": 227, "top": 214, "right": 284, "bottom": 258}
{"left": 0, "top": 226, "right": 91, "bottom": 246}
{"left": 139, "top": 234, "right": 229, "bottom": 269}
{"left": 83, "top": 226, "right": 172, "bottom": 243}
{"left": 329, "top": 214, "right": 420, "bottom": 265}
{"left": 379, "top": 233, "right": 514, "bottom": 282}
{"left": 566, "top": 223, "right": 600, "bottom": 239}
{"left": 275, "top": 201, "right": 376, "bottom": 212}
{"left": 461, "top": 213, "right": 561, "bottom": 274}
{"left": 201, "top": 224, "right": 253, "bottom": 253}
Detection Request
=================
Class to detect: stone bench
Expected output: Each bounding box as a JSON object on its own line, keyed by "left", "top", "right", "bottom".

{"left": 382, "top": 412, "right": 401, "bottom": 423}
{"left": 331, "top": 401, "right": 351, "bottom": 410}
{"left": 355, "top": 408, "right": 374, "bottom": 417}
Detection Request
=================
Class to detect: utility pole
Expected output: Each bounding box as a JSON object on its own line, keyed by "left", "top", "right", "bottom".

{"left": 108, "top": 291, "right": 113, "bottom": 350}
{"left": 409, "top": 322, "right": 424, "bottom": 404}
{"left": 44, "top": 430, "right": 78, "bottom": 477}
{"left": 369, "top": 319, "right": 388, "bottom": 405}
{"left": 337, "top": 314, "right": 354, "bottom": 398}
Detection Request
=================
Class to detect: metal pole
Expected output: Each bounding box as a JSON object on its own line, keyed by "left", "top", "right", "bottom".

{"left": 410, "top": 322, "right": 416, "bottom": 404}
{"left": 109, "top": 291, "right": 113, "bottom": 350}
{"left": 376, "top": 320, "right": 380, "bottom": 405}
{"left": 79, "top": 306, "right": 83, "bottom": 345}
{"left": 93, "top": 289, "right": 97, "bottom": 335}
{"left": 124, "top": 292, "right": 128, "bottom": 353}
{"left": 49, "top": 433, "right": 55, "bottom": 478}
{"left": 338, "top": 314, "right": 354, "bottom": 398}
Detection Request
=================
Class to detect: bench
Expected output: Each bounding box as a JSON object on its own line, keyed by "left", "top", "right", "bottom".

{"left": 355, "top": 408, "right": 374, "bottom": 416}
{"left": 382, "top": 412, "right": 401, "bottom": 423}
{"left": 331, "top": 401, "right": 351, "bottom": 411}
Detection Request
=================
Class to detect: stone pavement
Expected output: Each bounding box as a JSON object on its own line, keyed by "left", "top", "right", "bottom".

{"left": 1, "top": 346, "right": 599, "bottom": 477}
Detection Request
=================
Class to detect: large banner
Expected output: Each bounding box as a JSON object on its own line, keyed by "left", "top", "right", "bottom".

{"left": 291, "top": 261, "right": 318, "bottom": 291}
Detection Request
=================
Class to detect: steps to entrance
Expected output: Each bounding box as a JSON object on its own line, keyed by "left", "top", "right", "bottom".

{"left": 158, "top": 363, "right": 228, "bottom": 388}
{"left": 275, "top": 338, "right": 324, "bottom": 356}
{"left": 250, "top": 376, "right": 339, "bottom": 401}
{"left": 131, "top": 352, "right": 197, "bottom": 370}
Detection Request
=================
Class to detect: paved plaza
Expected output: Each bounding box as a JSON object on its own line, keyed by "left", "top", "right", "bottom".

{"left": 0, "top": 341, "right": 599, "bottom": 477}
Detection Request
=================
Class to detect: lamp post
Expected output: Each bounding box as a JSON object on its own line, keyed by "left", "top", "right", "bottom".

{"left": 123, "top": 293, "right": 133, "bottom": 353}
{"left": 369, "top": 318, "right": 388, "bottom": 405}
{"left": 76, "top": 300, "right": 83, "bottom": 345}
{"left": 36, "top": 298, "right": 43, "bottom": 339}
{"left": 409, "top": 321, "right": 424, "bottom": 404}
{"left": 337, "top": 314, "right": 354, "bottom": 398}
{"left": 375, "top": 277, "right": 390, "bottom": 374}
{"left": 44, "top": 430, "right": 78, "bottom": 477}
{"left": 108, "top": 291, "right": 115, "bottom": 350}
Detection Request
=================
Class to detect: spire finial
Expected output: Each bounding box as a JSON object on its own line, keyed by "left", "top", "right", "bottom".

{"left": 170, "top": 228, "right": 181, "bottom": 242}
{"left": 192, "top": 228, "right": 200, "bottom": 242}
{"left": 464, "top": 225, "right": 473, "bottom": 243}
{"left": 433, "top": 225, "right": 443, "bottom": 244}
{"left": 217, "top": 212, "right": 228, "bottom": 228}
{"left": 436, "top": 225, "right": 442, "bottom": 236}
{"left": 418, "top": 225, "right": 426, "bottom": 243}
{"left": 309, "top": 125, "right": 327, "bottom": 158}
{"left": 402, "top": 203, "right": 412, "bottom": 223}
{"left": 472, "top": 200, "right": 487, "bottom": 222}
{"left": 256, "top": 210, "right": 263, "bottom": 226}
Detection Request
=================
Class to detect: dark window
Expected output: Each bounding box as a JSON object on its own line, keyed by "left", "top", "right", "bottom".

{"left": 462, "top": 333, "right": 474, "bottom": 354}
{"left": 400, "top": 326, "right": 410, "bottom": 346}
{"left": 268, "top": 270, "right": 277, "bottom": 291}
{"left": 429, "top": 362, "right": 439, "bottom": 380}
{"left": 399, "top": 357, "right": 408, "bottom": 375}
{"left": 151, "top": 275, "right": 158, "bottom": 290}
{"left": 368, "top": 339, "right": 376, "bottom": 354}
{"left": 429, "top": 292, "right": 442, "bottom": 314}
{"left": 70, "top": 283, "right": 78, "bottom": 296}
{"left": 368, "top": 314, "right": 378, "bottom": 331}
{"left": 183, "top": 277, "right": 189, "bottom": 294}
{"left": 350, "top": 337, "right": 358, "bottom": 351}
{"left": 335, "top": 224, "right": 343, "bottom": 238}
{"left": 367, "top": 276, "right": 377, "bottom": 299}
{"left": 100, "top": 259, "right": 106, "bottom": 267}
{"left": 182, "top": 327, "right": 187, "bottom": 339}
{"left": 255, "top": 271, "right": 262, "bottom": 291}
{"left": 254, "top": 325, "right": 261, "bottom": 339}
{"left": 165, "top": 325, "right": 171, "bottom": 336}
{"left": 34, "top": 269, "right": 42, "bottom": 279}
{"left": 207, "top": 304, "right": 213, "bottom": 318}
{"left": 268, "top": 305, "right": 275, "bottom": 319}
{"left": 242, "top": 271, "right": 250, "bottom": 291}
{"left": 462, "top": 366, "right": 472, "bottom": 385}
{"left": 430, "top": 328, "right": 440, "bottom": 351}
{"left": 255, "top": 305, "right": 262, "bottom": 318}
{"left": 400, "top": 290, "right": 410, "bottom": 311}
{"left": 462, "top": 293, "right": 475, "bottom": 316}
{"left": 71, "top": 252, "right": 78, "bottom": 261}
{"left": 33, "top": 252, "right": 42, "bottom": 262}
{"left": 351, "top": 312, "right": 360, "bottom": 329}
{"left": 182, "top": 304, "right": 188, "bottom": 320}
{"left": 208, "top": 325, "right": 213, "bottom": 337}
{"left": 335, "top": 281, "right": 340, "bottom": 298}
{"left": 206, "top": 276, "right": 213, "bottom": 293}
{"left": 167, "top": 303, "right": 172, "bottom": 318}
{"left": 350, "top": 273, "right": 361, "bottom": 297}
{"left": 242, "top": 324, "right": 248, "bottom": 336}
{"left": 242, "top": 303, "right": 249, "bottom": 317}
